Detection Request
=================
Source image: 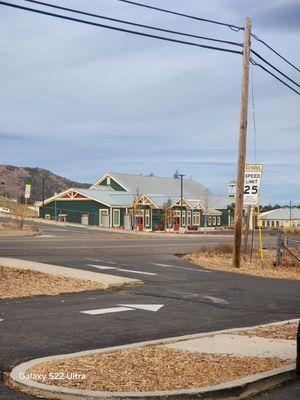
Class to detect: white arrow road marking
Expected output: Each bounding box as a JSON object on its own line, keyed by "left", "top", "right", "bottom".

{"left": 203, "top": 296, "right": 229, "bottom": 305}
{"left": 119, "top": 304, "right": 164, "bottom": 312}
{"left": 81, "top": 304, "right": 164, "bottom": 315}
{"left": 150, "top": 262, "right": 212, "bottom": 273}
{"left": 88, "top": 264, "right": 156, "bottom": 276}
{"left": 81, "top": 307, "right": 133, "bottom": 315}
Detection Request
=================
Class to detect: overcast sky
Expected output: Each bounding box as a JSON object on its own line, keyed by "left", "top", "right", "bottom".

{"left": 0, "top": 0, "right": 299, "bottom": 204}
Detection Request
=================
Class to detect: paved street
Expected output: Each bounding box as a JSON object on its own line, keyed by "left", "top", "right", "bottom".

{"left": 0, "top": 221, "right": 299, "bottom": 399}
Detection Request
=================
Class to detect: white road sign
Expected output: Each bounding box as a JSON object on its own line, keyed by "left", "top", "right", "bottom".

{"left": 24, "top": 184, "right": 31, "bottom": 199}
{"left": 244, "top": 164, "right": 263, "bottom": 206}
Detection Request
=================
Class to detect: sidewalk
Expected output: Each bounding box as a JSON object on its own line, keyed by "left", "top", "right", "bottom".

{"left": 9, "top": 319, "right": 298, "bottom": 399}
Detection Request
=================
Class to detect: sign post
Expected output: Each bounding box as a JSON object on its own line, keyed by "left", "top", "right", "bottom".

{"left": 243, "top": 164, "right": 263, "bottom": 258}
{"left": 243, "top": 164, "right": 263, "bottom": 207}
{"left": 20, "top": 184, "right": 31, "bottom": 229}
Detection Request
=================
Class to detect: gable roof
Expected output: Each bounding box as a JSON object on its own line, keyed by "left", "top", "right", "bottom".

{"left": 93, "top": 172, "right": 212, "bottom": 199}
{"left": 261, "top": 208, "right": 300, "bottom": 220}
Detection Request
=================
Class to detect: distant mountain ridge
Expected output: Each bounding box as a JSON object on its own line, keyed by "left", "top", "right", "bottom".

{"left": 0, "top": 164, "right": 90, "bottom": 204}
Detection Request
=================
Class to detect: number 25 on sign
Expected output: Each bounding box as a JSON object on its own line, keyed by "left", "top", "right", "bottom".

{"left": 243, "top": 164, "right": 263, "bottom": 206}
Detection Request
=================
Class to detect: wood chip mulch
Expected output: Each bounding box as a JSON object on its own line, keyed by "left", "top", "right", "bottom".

{"left": 237, "top": 322, "right": 299, "bottom": 341}
{"left": 28, "top": 347, "right": 291, "bottom": 392}
{"left": 183, "top": 249, "right": 300, "bottom": 280}
{"left": 0, "top": 266, "right": 104, "bottom": 299}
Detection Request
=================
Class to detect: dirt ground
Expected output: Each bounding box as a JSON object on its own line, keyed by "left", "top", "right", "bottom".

{"left": 0, "top": 266, "right": 104, "bottom": 298}
{"left": 27, "top": 347, "right": 290, "bottom": 392}
{"left": 183, "top": 246, "right": 300, "bottom": 280}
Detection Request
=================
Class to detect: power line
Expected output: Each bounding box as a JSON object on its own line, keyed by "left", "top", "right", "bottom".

{"left": 118, "top": 0, "right": 243, "bottom": 31}
{"left": 251, "top": 50, "right": 300, "bottom": 88}
{"left": 23, "top": 0, "right": 243, "bottom": 47}
{"left": 250, "top": 65, "right": 257, "bottom": 164}
{"left": 251, "top": 59, "right": 300, "bottom": 96}
{"left": 0, "top": 1, "right": 242, "bottom": 55}
{"left": 251, "top": 33, "right": 300, "bottom": 73}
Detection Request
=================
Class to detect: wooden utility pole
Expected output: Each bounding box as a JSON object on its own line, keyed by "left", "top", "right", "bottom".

{"left": 233, "top": 17, "right": 251, "bottom": 268}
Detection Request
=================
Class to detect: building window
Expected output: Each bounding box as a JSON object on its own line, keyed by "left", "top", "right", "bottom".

{"left": 208, "top": 216, "right": 212, "bottom": 225}
{"left": 107, "top": 176, "right": 111, "bottom": 185}
{"left": 217, "top": 216, "right": 221, "bottom": 225}
{"left": 182, "top": 210, "right": 186, "bottom": 226}
{"left": 213, "top": 217, "right": 216, "bottom": 225}
{"left": 112, "top": 209, "right": 120, "bottom": 227}
{"left": 188, "top": 210, "right": 192, "bottom": 225}
{"left": 145, "top": 209, "right": 150, "bottom": 226}
{"left": 276, "top": 221, "right": 279, "bottom": 227}
{"left": 193, "top": 212, "right": 200, "bottom": 225}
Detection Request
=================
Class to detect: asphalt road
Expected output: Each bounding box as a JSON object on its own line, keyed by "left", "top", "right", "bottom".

{"left": 0, "top": 221, "right": 299, "bottom": 399}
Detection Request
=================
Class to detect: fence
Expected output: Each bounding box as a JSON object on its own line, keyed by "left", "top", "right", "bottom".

{"left": 275, "top": 231, "right": 300, "bottom": 266}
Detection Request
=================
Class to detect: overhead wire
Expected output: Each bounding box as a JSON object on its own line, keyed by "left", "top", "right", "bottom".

{"left": 23, "top": 0, "right": 243, "bottom": 47}
{"left": 117, "top": 0, "right": 243, "bottom": 31}
{"left": 251, "top": 33, "right": 300, "bottom": 73}
{"left": 1, "top": 1, "right": 299, "bottom": 96}
{"left": 0, "top": 1, "right": 243, "bottom": 55}
{"left": 250, "top": 59, "right": 300, "bottom": 96}
{"left": 250, "top": 65, "right": 257, "bottom": 164}
{"left": 251, "top": 50, "right": 300, "bottom": 88}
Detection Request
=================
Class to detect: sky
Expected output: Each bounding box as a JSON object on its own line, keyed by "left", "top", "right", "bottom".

{"left": 0, "top": 0, "right": 299, "bottom": 204}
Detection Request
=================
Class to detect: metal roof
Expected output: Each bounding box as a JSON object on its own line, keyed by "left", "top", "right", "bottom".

{"left": 96, "top": 172, "right": 212, "bottom": 199}
{"left": 76, "top": 188, "right": 134, "bottom": 207}
{"left": 261, "top": 208, "right": 300, "bottom": 220}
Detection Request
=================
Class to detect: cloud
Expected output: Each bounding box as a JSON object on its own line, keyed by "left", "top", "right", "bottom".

{"left": 0, "top": 0, "right": 299, "bottom": 204}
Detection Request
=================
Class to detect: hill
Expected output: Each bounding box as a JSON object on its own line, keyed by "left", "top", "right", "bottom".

{"left": 0, "top": 165, "right": 90, "bottom": 204}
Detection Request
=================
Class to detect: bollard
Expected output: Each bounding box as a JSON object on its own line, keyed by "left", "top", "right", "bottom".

{"left": 296, "top": 320, "right": 300, "bottom": 375}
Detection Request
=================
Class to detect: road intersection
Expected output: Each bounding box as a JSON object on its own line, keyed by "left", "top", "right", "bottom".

{"left": 0, "top": 221, "right": 299, "bottom": 399}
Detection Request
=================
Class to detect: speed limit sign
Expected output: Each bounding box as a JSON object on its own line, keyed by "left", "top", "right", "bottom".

{"left": 244, "top": 164, "right": 263, "bottom": 206}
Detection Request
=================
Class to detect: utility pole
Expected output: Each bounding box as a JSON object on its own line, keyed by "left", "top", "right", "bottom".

{"left": 233, "top": 17, "right": 251, "bottom": 268}
{"left": 178, "top": 174, "right": 185, "bottom": 228}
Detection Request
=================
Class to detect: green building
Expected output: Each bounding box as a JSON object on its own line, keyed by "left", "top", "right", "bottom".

{"left": 38, "top": 172, "right": 232, "bottom": 231}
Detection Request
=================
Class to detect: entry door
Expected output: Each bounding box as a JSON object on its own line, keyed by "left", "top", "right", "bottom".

{"left": 81, "top": 214, "right": 89, "bottom": 225}
{"left": 99, "top": 209, "right": 109, "bottom": 227}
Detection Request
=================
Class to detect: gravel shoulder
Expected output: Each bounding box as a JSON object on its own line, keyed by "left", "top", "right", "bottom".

{"left": 0, "top": 266, "right": 104, "bottom": 298}
{"left": 27, "top": 347, "right": 291, "bottom": 392}
{"left": 237, "top": 321, "right": 298, "bottom": 341}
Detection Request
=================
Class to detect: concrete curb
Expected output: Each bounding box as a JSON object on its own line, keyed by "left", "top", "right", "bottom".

{"left": 9, "top": 319, "right": 299, "bottom": 400}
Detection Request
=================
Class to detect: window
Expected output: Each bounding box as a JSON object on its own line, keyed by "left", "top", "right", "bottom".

{"left": 145, "top": 209, "right": 150, "bottom": 226}
{"left": 217, "top": 216, "right": 221, "bottom": 225}
{"left": 188, "top": 210, "right": 192, "bottom": 225}
{"left": 213, "top": 217, "right": 216, "bottom": 225}
{"left": 107, "top": 176, "right": 111, "bottom": 185}
{"left": 208, "top": 216, "right": 212, "bottom": 225}
{"left": 182, "top": 210, "right": 186, "bottom": 226}
{"left": 193, "top": 212, "right": 200, "bottom": 225}
{"left": 112, "top": 209, "right": 120, "bottom": 227}
{"left": 276, "top": 221, "right": 279, "bottom": 227}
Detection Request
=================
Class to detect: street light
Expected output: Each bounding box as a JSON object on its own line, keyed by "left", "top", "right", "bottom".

{"left": 178, "top": 174, "right": 185, "bottom": 229}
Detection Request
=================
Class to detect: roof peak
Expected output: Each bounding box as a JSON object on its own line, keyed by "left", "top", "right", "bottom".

{"left": 108, "top": 172, "right": 197, "bottom": 182}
